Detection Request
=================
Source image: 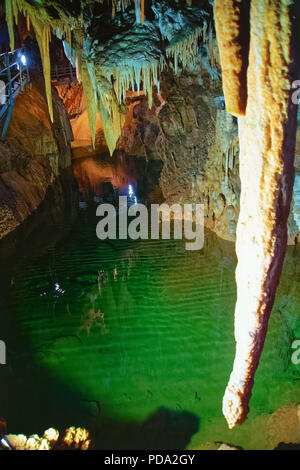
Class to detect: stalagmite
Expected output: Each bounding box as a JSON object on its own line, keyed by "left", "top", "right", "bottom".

{"left": 215, "top": 0, "right": 299, "bottom": 429}
{"left": 214, "top": 0, "right": 249, "bottom": 116}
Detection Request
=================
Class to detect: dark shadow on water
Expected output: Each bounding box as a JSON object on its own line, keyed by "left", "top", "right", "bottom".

{"left": 0, "top": 364, "right": 92, "bottom": 436}
{"left": 95, "top": 408, "right": 200, "bottom": 450}
{"left": 138, "top": 407, "right": 200, "bottom": 450}
{"left": 0, "top": 361, "right": 200, "bottom": 449}
{"left": 275, "top": 442, "right": 300, "bottom": 450}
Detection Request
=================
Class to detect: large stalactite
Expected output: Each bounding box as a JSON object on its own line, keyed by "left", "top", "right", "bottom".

{"left": 5, "top": 0, "right": 299, "bottom": 432}
{"left": 215, "top": 0, "right": 300, "bottom": 429}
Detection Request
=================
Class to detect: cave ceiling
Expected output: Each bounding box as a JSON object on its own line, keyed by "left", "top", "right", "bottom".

{"left": 4, "top": 0, "right": 214, "bottom": 154}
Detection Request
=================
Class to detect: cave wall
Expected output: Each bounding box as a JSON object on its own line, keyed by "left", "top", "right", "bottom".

{"left": 58, "top": 59, "right": 241, "bottom": 241}
{"left": 118, "top": 64, "right": 300, "bottom": 243}
{"left": 56, "top": 82, "right": 108, "bottom": 158}
{"left": 119, "top": 63, "right": 241, "bottom": 241}
{"left": 55, "top": 55, "right": 300, "bottom": 245}
{"left": 121, "top": 63, "right": 300, "bottom": 243}
{"left": 2, "top": 0, "right": 298, "bottom": 247}
{"left": 0, "top": 77, "right": 74, "bottom": 242}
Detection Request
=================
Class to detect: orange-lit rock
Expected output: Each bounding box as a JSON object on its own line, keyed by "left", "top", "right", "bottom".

{"left": 214, "top": 0, "right": 249, "bottom": 117}
{"left": 56, "top": 83, "right": 108, "bottom": 158}
{"left": 57, "top": 84, "right": 149, "bottom": 160}
{"left": 0, "top": 78, "right": 73, "bottom": 240}
{"left": 72, "top": 153, "right": 137, "bottom": 199}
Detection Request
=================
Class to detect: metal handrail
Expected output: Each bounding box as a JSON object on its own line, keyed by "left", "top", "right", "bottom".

{"left": 37, "top": 56, "right": 77, "bottom": 86}
{"left": 0, "top": 49, "right": 30, "bottom": 140}
{"left": 0, "top": 50, "right": 14, "bottom": 58}
{"left": 0, "top": 61, "right": 21, "bottom": 75}
{"left": 0, "top": 48, "right": 23, "bottom": 57}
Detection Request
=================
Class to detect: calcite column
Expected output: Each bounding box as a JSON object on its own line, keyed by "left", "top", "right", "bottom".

{"left": 215, "top": 0, "right": 299, "bottom": 428}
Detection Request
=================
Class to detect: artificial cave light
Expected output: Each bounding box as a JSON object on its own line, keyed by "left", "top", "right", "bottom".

{"left": 4, "top": 0, "right": 209, "bottom": 155}
{"left": 214, "top": 0, "right": 299, "bottom": 429}
{"left": 20, "top": 54, "right": 26, "bottom": 66}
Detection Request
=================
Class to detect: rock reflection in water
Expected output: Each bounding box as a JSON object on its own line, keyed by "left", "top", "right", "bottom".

{"left": 72, "top": 152, "right": 137, "bottom": 203}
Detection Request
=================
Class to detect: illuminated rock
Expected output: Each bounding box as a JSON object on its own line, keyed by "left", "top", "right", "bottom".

{"left": 214, "top": 0, "right": 249, "bottom": 117}
{"left": 5, "top": 427, "right": 92, "bottom": 450}
{"left": 215, "top": 0, "right": 300, "bottom": 428}
{"left": 4, "top": 0, "right": 212, "bottom": 155}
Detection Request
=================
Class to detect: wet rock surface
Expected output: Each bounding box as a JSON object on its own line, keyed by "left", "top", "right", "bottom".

{"left": 0, "top": 77, "right": 74, "bottom": 242}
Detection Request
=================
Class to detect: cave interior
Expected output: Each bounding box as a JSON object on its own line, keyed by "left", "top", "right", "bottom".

{"left": 0, "top": 0, "right": 299, "bottom": 451}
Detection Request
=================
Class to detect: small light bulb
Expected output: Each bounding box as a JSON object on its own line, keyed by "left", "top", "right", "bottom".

{"left": 128, "top": 185, "right": 134, "bottom": 197}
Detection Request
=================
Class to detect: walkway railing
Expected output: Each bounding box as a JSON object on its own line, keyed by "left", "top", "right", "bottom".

{"left": 0, "top": 49, "right": 30, "bottom": 141}
{"left": 38, "top": 57, "right": 77, "bottom": 86}
{"left": 50, "top": 60, "right": 77, "bottom": 86}
{"left": 0, "top": 49, "right": 75, "bottom": 140}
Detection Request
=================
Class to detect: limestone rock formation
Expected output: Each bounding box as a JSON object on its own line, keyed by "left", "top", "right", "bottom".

{"left": 0, "top": 77, "right": 73, "bottom": 242}
{"left": 215, "top": 0, "right": 300, "bottom": 428}
{"left": 1, "top": 0, "right": 300, "bottom": 438}
{"left": 4, "top": 0, "right": 214, "bottom": 155}
{"left": 214, "top": 0, "right": 249, "bottom": 117}
{"left": 5, "top": 426, "right": 92, "bottom": 450}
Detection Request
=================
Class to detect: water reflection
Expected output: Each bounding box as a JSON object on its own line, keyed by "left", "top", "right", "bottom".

{"left": 0, "top": 211, "right": 299, "bottom": 449}
{"left": 72, "top": 153, "right": 137, "bottom": 204}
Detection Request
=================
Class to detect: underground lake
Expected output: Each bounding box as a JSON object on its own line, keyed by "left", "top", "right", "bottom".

{"left": 0, "top": 200, "right": 299, "bottom": 450}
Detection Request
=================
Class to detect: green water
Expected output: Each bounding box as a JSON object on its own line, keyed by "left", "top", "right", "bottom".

{"left": 0, "top": 209, "right": 300, "bottom": 450}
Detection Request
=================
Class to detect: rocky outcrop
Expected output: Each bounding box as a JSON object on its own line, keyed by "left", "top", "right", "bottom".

{"left": 0, "top": 76, "right": 74, "bottom": 241}
{"left": 4, "top": 426, "right": 92, "bottom": 450}
{"left": 119, "top": 64, "right": 300, "bottom": 244}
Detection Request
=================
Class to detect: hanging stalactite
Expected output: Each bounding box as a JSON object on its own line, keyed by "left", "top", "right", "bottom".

{"left": 81, "top": 64, "right": 98, "bottom": 149}
{"left": 33, "top": 21, "right": 53, "bottom": 122}
{"left": 5, "top": 0, "right": 73, "bottom": 123}
{"left": 4, "top": 0, "right": 210, "bottom": 154}
{"left": 166, "top": 25, "right": 206, "bottom": 74}
{"left": 98, "top": 95, "right": 125, "bottom": 156}
{"left": 215, "top": 0, "right": 300, "bottom": 429}
{"left": 111, "top": 59, "right": 161, "bottom": 109}
{"left": 5, "top": 0, "right": 14, "bottom": 52}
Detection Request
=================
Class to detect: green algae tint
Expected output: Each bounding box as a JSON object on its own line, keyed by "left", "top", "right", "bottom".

{"left": 0, "top": 212, "right": 299, "bottom": 450}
